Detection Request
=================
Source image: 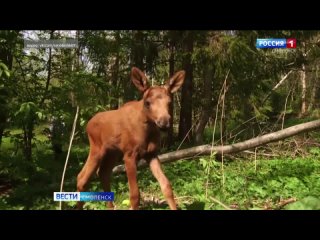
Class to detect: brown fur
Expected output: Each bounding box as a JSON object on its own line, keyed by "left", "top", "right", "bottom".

{"left": 76, "top": 67, "right": 185, "bottom": 210}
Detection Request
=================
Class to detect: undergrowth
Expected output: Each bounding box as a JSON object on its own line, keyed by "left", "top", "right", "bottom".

{"left": 1, "top": 144, "right": 319, "bottom": 210}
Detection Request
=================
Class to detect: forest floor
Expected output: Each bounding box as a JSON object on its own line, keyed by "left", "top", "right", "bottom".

{"left": 1, "top": 126, "right": 320, "bottom": 210}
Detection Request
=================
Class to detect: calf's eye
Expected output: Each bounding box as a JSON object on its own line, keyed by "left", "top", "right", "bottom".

{"left": 145, "top": 100, "right": 151, "bottom": 108}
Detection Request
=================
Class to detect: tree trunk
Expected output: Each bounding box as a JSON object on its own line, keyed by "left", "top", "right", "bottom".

{"left": 308, "top": 66, "right": 320, "bottom": 111}
{"left": 126, "top": 30, "right": 145, "bottom": 102}
{"left": 0, "top": 89, "right": 8, "bottom": 148}
{"left": 76, "top": 30, "right": 81, "bottom": 70}
{"left": 40, "top": 30, "right": 54, "bottom": 106}
{"left": 0, "top": 31, "right": 15, "bottom": 146}
{"left": 111, "top": 53, "right": 120, "bottom": 110}
{"left": 167, "top": 43, "right": 175, "bottom": 147}
{"left": 0, "top": 128, "right": 3, "bottom": 147}
{"left": 22, "top": 124, "right": 32, "bottom": 161}
{"left": 111, "top": 32, "right": 120, "bottom": 110}
{"left": 194, "top": 63, "right": 214, "bottom": 144}
{"left": 27, "top": 127, "right": 32, "bottom": 161}
{"left": 113, "top": 119, "right": 320, "bottom": 174}
{"left": 178, "top": 31, "right": 194, "bottom": 142}
{"left": 132, "top": 31, "right": 144, "bottom": 70}
{"left": 300, "top": 63, "right": 307, "bottom": 116}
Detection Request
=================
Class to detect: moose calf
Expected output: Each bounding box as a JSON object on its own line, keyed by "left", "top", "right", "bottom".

{"left": 77, "top": 67, "right": 185, "bottom": 210}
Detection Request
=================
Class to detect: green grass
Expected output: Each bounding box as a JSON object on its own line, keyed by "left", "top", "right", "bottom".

{"left": 1, "top": 147, "right": 319, "bottom": 210}
{"left": 137, "top": 156, "right": 320, "bottom": 210}
{"left": 1, "top": 127, "right": 320, "bottom": 210}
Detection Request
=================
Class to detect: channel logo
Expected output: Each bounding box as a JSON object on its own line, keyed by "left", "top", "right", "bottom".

{"left": 256, "top": 39, "right": 296, "bottom": 49}
{"left": 53, "top": 192, "right": 114, "bottom": 201}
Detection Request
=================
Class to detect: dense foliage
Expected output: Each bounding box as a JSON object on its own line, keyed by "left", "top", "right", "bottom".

{"left": 1, "top": 30, "right": 320, "bottom": 210}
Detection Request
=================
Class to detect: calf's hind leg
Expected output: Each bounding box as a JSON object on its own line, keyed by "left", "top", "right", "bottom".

{"left": 76, "top": 147, "right": 104, "bottom": 209}
{"left": 98, "top": 153, "right": 118, "bottom": 209}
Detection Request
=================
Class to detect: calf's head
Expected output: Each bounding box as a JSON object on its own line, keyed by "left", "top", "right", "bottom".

{"left": 131, "top": 67, "right": 185, "bottom": 130}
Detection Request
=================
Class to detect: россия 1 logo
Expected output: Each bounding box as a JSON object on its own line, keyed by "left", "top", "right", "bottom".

{"left": 256, "top": 39, "right": 296, "bottom": 49}
{"left": 286, "top": 39, "right": 296, "bottom": 48}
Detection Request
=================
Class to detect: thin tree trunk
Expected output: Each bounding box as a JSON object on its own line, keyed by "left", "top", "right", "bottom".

{"left": 111, "top": 31, "right": 120, "bottom": 110}
{"left": 300, "top": 63, "right": 307, "bottom": 116}
{"left": 27, "top": 127, "right": 32, "bottom": 161}
{"left": 59, "top": 106, "right": 79, "bottom": 210}
{"left": 194, "top": 63, "right": 214, "bottom": 144}
{"left": 76, "top": 30, "right": 81, "bottom": 70}
{"left": 40, "top": 30, "right": 54, "bottom": 106}
{"left": 167, "top": 43, "right": 175, "bottom": 147}
{"left": 0, "top": 97, "right": 7, "bottom": 148}
{"left": 23, "top": 125, "right": 27, "bottom": 158}
{"left": 0, "top": 128, "right": 3, "bottom": 147}
{"left": 111, "top": 54, "right": 120, "bottom": 109}
{"left": 23, "top": 124, "right": 32, "bottom": 161}
{"left": 308, "top": 66, "right": 319, "bottom": 111}
{"left": 113, "top": 119, "right": 320, "bottom": 174}
{"left": 179, "top": 31, "right": 193, "bottom": 142}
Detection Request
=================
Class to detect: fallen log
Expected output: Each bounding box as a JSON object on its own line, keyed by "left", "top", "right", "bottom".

{"left": 113, "top": 119, "right": 320, "bottom": 174}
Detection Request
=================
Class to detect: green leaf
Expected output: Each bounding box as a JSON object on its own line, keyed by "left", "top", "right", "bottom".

{"left": 4, "top": 69, "right": 10, "bottom": 77}
{"left": 36, "top": 111, "right": 43, "bottom": 120}
{"left": 122, "top": 199, "right": 130, "bottom": 206}
{"left": 0, "top": 62, "right": 10, "bottom": 78}
{"left": 80, "top": 118, "right": 86, "bottom": 127}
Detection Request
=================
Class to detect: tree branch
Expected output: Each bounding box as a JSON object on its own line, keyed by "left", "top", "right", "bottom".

{"left": 262, "top": 70, "right": 293, "bottom": 104}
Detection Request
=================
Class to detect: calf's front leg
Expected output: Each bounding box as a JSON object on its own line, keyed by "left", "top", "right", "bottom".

{"left": 149, "top": 157, "right": 177, "bottom": 210}
{"left": 124, "top": 153, "right": 140, "bottom": 210}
